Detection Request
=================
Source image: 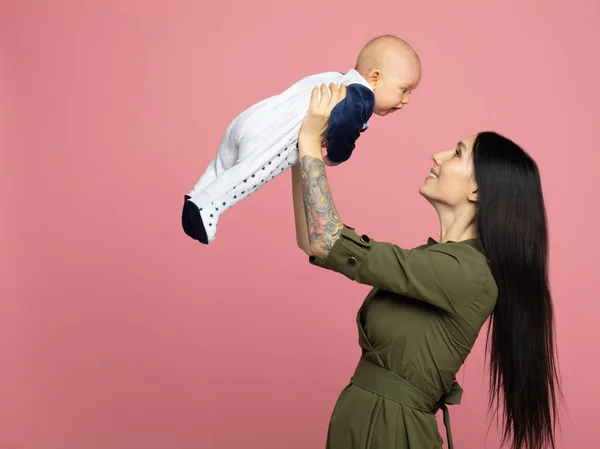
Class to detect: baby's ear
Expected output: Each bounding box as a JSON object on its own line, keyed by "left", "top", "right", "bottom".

{"left": 367, "top": 70, "right": 382, "bottom": 88}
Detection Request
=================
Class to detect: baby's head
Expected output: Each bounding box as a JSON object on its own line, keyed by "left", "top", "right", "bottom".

{"left": 355, "top": 35, "right": 421, "bottom": 116}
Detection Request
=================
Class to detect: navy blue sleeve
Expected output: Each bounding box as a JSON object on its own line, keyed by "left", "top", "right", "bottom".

{"left": 325, "top": 84, "right": 375, "bottom": 163}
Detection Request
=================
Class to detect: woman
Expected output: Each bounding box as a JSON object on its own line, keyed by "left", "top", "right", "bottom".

{"left": 292, "top": 84, "right": 559, "bottom": 449}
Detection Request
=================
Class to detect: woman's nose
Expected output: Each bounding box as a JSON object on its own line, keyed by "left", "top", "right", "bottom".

{"left": 432, "top": 148, "right": 454, "bottom": 165}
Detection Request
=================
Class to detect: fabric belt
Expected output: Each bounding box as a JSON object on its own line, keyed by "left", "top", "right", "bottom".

{"left": 351, "top": 358, "right": 463, "bottom": 449}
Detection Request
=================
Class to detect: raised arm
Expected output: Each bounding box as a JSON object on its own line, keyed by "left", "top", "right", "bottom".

{"left": 292, "top": 83, "right": 347, "bottom": 258}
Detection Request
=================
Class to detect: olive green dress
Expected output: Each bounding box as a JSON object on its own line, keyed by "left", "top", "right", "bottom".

{"left": 309, "top": 226, "right": 498, "bottom": 449}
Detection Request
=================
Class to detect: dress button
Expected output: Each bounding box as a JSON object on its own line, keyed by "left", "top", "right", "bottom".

{"left": 347, "top": 256, "right": 358, "bottom": 267}
{"left": 360, "top": 235, "right": 370, "bottom": 244}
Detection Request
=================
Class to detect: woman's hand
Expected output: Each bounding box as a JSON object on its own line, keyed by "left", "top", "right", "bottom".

{"left": 298, "top": 83, "right": 347, "bottom": 147}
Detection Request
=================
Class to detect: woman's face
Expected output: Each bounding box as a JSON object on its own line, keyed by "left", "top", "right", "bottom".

{"left": 419, "top": 136, "right": 478, "bottom": 207}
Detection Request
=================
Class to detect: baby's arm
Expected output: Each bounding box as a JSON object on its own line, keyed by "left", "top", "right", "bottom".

{"left": 324, "top": 84, "right": 375, "bottom": 164}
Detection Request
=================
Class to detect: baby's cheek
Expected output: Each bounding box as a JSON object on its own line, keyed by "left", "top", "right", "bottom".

{"left": 378, "top": 92, "right": 390, "bottom": 102}
{"left": 375, "top": 94, "right": 391, "bottom": 109}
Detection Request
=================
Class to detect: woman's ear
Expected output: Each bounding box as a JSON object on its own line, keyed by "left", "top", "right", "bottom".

{"left": 468, "top": 188, "right": 478, "bottom": 203}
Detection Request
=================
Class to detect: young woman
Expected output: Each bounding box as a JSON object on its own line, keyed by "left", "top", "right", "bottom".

{"left": 292, "top": 83, "right": 559, "bottom": 449}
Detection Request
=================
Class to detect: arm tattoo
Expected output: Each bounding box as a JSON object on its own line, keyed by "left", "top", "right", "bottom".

{"left": 300, "top": 155, "right": 343, "bottom": 256}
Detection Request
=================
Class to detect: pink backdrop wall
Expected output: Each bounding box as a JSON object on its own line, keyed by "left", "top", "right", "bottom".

{"left": 2, "top": 0, "right": 599, "bottom": 448}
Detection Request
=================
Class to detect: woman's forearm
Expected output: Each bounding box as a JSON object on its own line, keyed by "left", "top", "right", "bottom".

{"left": 297, "top": 136, "right": 343, "bottom": 258}
{"left": 292, "top": 162, "right": 311, "bottom": 254}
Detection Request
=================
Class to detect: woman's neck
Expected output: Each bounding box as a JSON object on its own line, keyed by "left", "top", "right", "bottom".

{"left": 436, "top": 203, "right": 477, "bottom": 243}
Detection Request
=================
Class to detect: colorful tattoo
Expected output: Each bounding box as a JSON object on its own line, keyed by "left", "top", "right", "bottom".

{"left": 300, "top": 155, "right": 343, "bottom": 256}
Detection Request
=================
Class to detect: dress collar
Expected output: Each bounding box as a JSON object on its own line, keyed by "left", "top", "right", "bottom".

{"left": 427, "top": 237, "right": 480, "bottom": 251}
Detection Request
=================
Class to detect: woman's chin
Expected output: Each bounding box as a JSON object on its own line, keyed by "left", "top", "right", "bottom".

{"left": 418, "top": 185, "right": 437, "bottom": 206}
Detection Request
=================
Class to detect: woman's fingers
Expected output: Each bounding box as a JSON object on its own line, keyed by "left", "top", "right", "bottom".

{"left": 320, "top": 84, "right": 329, "bottom": 112}
{"left": 309, "top": 86, "right": 319, "bottom": 110}
{"left": 339, "top": 83, "right": 347, "bottom": 102}
{"left": 327, "top": 83, "right": 346, "bottom": 111}
{"left": 311, "top": 83, "right": 347, "bottom": 114}
{"left": 328, "top": 83, "right": 339, "bottom": 106}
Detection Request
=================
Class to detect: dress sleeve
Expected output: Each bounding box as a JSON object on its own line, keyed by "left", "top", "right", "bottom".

{"left": 308, "top": 226, "right": 491, "bottom": 315}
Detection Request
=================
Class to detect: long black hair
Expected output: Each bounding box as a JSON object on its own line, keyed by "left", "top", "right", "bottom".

{"left": 473, "top": 132, "right": 559, "bottom": 449}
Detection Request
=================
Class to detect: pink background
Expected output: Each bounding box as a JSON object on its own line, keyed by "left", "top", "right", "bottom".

{"left": 2, "top": 0, "right": 599, "bottom": 448}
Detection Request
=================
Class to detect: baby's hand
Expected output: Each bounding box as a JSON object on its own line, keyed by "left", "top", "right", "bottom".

{"left": 323, "top": 155, "right": 341, "bottom": 167}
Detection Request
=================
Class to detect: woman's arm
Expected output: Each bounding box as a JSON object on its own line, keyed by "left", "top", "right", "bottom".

{"left": 292, "top": 161, "right": 311, "bottom": 254}
{"left": 298, "top": 142, "right": 343, "bottom": 258}
{"left": 293, "top": 84, "right": 346, "bottom": 259}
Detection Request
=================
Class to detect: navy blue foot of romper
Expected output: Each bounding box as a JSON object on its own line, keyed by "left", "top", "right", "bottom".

{"left": 182, "top": 195, "right": 208, "bottom": 244}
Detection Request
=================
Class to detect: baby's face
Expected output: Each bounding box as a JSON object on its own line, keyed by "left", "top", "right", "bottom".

{"left": 371, "top": 60, "right": 421, "bottom": 116}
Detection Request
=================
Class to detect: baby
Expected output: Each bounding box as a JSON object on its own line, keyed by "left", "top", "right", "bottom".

{"left": 182, "top": 35, "right": 421, "bottom": 244}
